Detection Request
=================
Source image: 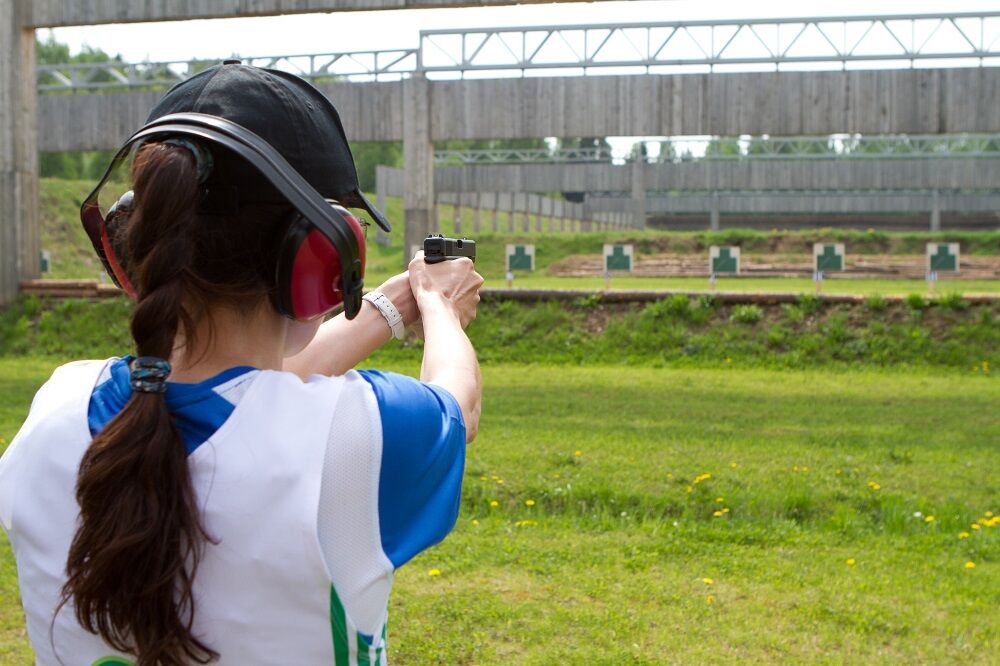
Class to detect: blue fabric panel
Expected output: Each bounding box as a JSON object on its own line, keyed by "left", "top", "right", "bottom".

{"left": 358, "top": 370, "right": 466, "bottom": 569}
{"left": 88, "top": 356, "right": 255, "bottom": 455}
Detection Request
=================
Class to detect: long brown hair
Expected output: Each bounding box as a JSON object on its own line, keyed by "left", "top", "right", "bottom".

{"left": 61, "top": 142, "right": 289, "bottom": 665}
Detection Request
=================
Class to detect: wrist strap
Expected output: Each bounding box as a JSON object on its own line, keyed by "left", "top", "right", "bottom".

{"left": 362, "top": 291, "right": 405, "bottom": 340}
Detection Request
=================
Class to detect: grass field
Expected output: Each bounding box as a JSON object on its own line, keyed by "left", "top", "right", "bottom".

{"left": 1, "top": 358, "right": 997, "bottom": 664}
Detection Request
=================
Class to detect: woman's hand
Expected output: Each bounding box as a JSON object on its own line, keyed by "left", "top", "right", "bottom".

{"left": 407, "top": 252, "right": 484, "bottom": 328}
{"left": 375, "top": 271, "right": 419, "bottom": 327}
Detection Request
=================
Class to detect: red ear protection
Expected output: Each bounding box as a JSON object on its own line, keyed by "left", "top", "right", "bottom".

{"left": 274, "top": 201, "right": 367, "bottom": 321}
{"left": 82, "top": 114, "right": 376, "bottom": 320}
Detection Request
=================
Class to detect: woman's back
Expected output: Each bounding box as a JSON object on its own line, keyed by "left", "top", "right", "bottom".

{"left": 3, "top": 362, "right": 399, "bottom": 663}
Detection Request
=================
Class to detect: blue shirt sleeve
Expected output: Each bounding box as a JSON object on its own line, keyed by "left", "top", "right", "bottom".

{"left": 358, "top": 370, "right": 466, "bottom": 569}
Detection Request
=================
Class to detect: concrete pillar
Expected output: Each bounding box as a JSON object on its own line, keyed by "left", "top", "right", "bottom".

{"left": 1, "top": 0, "right": 38, "bottom": 303}
{"left": 374, "top": 165, "right": 391, "bottom": 246}
{"left": 403, "top": 75, "right": 434, "bottom": 267}
{"left": 491, "top": 197, "right": 499, "bottom": 233}
{"left": 507, "top": 208, "right": 515, "bottom": 233}
{"left": 930, "top": 189, "right": 941, "bottom": 232}
{"left": 710, "top": 192, "right": 720, "bottom": 231}
{"left": 473, "top": 192, "right": 482, "bottom": 234}
{"left": 534, "top": 196, "right": 543, "bottom": 232}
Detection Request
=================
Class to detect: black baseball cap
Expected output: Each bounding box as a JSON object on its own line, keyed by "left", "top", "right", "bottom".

{"left": 146, "top": 60, "right": 390, "bottom": 232}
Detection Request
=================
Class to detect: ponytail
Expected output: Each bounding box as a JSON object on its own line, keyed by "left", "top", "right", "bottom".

{"left": 62, "top": 143, "right": 217, "bottom": 665}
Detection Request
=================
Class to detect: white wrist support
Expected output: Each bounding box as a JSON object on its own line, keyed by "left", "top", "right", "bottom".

{"left": 362, "top": 291, "right": 405, "bottom": 340}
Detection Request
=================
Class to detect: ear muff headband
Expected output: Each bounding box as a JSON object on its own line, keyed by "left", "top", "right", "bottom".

{"left": 80, "top": 112, "right": 365, "bottom": 319}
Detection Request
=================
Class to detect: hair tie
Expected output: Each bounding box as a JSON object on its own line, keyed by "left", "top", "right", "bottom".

{"left": 161, "top": 137, "right": 214, "bottom": 183}
{"left": 131, "top": 356, "right": 171, "bottom": 394}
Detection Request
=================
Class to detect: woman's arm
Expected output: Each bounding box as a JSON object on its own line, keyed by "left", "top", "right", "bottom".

{"left": 408, "top": 253, "right": 484, "bottom": 442}
{"left": 283, "top": 272, "right": 419, "bottom": 379}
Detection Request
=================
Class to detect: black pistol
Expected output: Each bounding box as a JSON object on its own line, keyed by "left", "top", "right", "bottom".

{"left": 424, "top": 235, "right": 476, "bottom": 264}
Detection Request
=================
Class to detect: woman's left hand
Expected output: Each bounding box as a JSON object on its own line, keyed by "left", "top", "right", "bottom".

{"left": 375, "top": 271, "right": 420, "bottom": 327}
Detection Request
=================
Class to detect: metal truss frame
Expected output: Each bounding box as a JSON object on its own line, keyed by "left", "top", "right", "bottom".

{"left": 418, "top": 12, "right": 1000, "bottom": 74}
{"left": 36, "top": 49, "right": 417, "bottom": 92}
{"left": 36, "top": 12, "right": 1000, "bottom": 92}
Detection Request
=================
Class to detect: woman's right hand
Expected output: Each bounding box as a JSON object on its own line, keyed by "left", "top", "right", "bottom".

{"left": 407, "top": 252, "right": 484, "bottom": 328}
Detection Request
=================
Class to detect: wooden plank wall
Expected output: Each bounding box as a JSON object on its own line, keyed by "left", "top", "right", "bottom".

{"left": 23, "top": 0, "right": 577, "bottom": 27}
{"left": 38, "top": 68, "right": 1000, "bottom": 153}
{"left": 429, "top": 69, "right": 1000, "bottom": 139}
{"left": 589, "top": 191, "right": 1000, "bottom": 215}
{"left": 434, "top": 158, "right": 1000, "bottom": 193}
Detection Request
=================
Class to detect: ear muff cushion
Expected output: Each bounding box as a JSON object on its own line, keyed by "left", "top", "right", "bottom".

{"left": 274, "top": 204, "right": 366, "bottom": 321}
{"left": 276, "top": 215, "right": 343, "bottom": 321}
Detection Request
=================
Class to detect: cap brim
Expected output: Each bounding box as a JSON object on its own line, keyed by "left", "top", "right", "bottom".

{"left": 340, "top": 189, "right": 391, "bottom": 232}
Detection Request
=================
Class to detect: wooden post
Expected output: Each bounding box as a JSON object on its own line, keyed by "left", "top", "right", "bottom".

{"left": 403, "top": 75, "right": 434, "bottom": 267}
{"left": 492, "top": 193, "right": 500, "bottom": 233}
{"left": 631, "top": 158, "right": 647, "bottom": 229}
{"left": 930, "top": 189, "right": 941, "bottom": 232}
{"left": 473, "top": 192, "right": 482, "bottom": 234}
{"left": 374, "top": 164, "right": 392, "bottom": 246}
{"left": 0, "top": 0, "right": 38, "bottom": 304}
{"left": 452, "top": 201, "right": 462, "bottom": 235}
{"left": 710, "top": 192, "right": 720, "bottom": 231}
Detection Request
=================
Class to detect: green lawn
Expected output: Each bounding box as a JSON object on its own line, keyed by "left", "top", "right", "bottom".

{"left": 0, "top": 359, "right": 996, "bottom": 663}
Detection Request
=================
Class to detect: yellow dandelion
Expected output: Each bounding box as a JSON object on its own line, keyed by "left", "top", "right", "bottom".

{"left": 793, "top": 465, "right": 800, "bottom": 472}
{"left": 835, "top": 469, "right": 842, "bottom": 475}
{"left": 972, "top": 524, "right": 981, "bottom": 530}
{"left": 667, "top": 473, "right": 674, "bottom": 480}
{"left": 721, "top": 507, "right": 730, "bottom": 513}
{"left": 802, "top": 466, "right": 809, "bottom": 472}
{"left": 525, "top": 499, "right": 535, "bottom": 507}
{"left": 965, "top": 561, "right": 976, "bottom": 569}
{"left": 574, "top": 450, "right": 582, "bottom": 457}
{"left": 491, "top": 475, "right": 499, "bottom": 480}
{"left": 706, "top": 595, "right": 714, "bottom": 604}
{"left": 846, "top": 559, "right": 855, "bottom": 567}
{"left": 725, "top": 357, "right": 732, "bottom": 364}
{"left": 712, "top": 510, "right": 723, "bottom": 518}
{"left": 715, "top": 497, "right": 724, "bottom": 503}
{"left": 472, "top": 519, "right": 479, "bottom": 526}
{"left": 686, "top": 486, "right": 694, "bottom": 493}
{"left": 702, "top": 577, "right": 714, "bottom": 585}
{"left": 489, "top": 500, "right": 499, "bottom": 508}
{"left": 986, "top": 511, "right": 994, "bottom": 518}
{"left": 729, "top": 462, "right": 737, "bottom": 469}
{"left": 958, "top": 532, "right": 969, "bottom": 539}
{"left": 428, "top": 568, "right": 441, "bottom": 576}
{"left": 496, "top": 479, "right": 505, "bottom": 485}
{"left": 925, "top": 515, "right": 935, "bottom": 523}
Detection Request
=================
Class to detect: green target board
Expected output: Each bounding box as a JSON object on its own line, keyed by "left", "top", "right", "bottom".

{"left": 604, "top": 244, "right": 633, "bottom": 272}
{"left": 709, "top": 246, "right": 740, "bottom": 274}
{"left": 927, "top": 243, "right": 960, "bottom": 272}
{"left": 506, "top": 244, "right": 535, "bottom": 271}
{"left": 814, "top": 243, "right": 845, "bottom": 272}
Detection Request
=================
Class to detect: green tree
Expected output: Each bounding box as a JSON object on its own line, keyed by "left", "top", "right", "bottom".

{"left": 703, "top": 137, "right": 742, "bottom": 158}
{"left": 351, "top": 142, "right": 403, "bottom": 192}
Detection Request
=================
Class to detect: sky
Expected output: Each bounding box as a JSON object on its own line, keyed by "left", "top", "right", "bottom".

{"left": 47, "top": 1, "right": 1000, "bottom": 159}
{"left": 49, "top": 1, "right": 999, "bottom": 65}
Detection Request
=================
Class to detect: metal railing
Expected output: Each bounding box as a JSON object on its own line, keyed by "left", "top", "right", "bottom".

{"left": 434, "top": 134, "right": 1000, "bottom": 164}
{"left": 37, "top": 49, "right": 417, "bottom": 92}
{"left": 37, "top": 12, "right": 1000, "bottom": 93}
